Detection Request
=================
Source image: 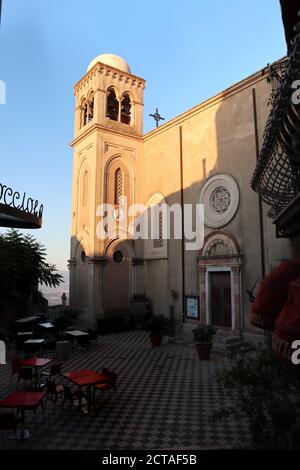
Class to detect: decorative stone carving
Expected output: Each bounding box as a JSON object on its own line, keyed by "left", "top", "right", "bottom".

{"left": 200, "top": 174, "right": 240, "bottom": 228}
{"left": 206, "top": 238, "right": 232, "bottom": 256}
{"left": 210, "top": 187, "right": 231, "bottom": 214}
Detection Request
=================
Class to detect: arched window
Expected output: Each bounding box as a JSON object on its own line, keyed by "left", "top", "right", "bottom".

{"left": 153, "top": 204, "right": 164, "bottom": 248}
{"left": 114, "top": 168, "right": 123, "bottom": 205}
{"left": 106, "top": 88, "right": 119, "bottom": 121}
{"left": 88, "top": 92, "right": 94, "bottom": 122}
{"left": 121, "top": 93, "right": 131, "bottom": 124}
{"left": 81, "top": 99, "right": 88, "bottom": 127}
{"left": 82, "top": 170, "right": 88, "bottom": 207}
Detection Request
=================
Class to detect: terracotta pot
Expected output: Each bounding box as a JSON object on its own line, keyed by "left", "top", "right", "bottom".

{"left": 195, "top": 343, "right": 212, "bottom": 360}
{"left": 250, "top": 259, "right": 300, "bottom": 331}
{"left": 150, "top": 334, "right": 163, "bottom": 347}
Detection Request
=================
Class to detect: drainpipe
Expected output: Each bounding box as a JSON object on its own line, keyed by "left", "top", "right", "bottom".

{"left": 252, "top": 88, "right": 266, "bottom": 279}
{"left": 179, "top": 126, "right": 185, "bottom": 322}
{"left": 252, "top": 88, "right": 271, "bottom": 349}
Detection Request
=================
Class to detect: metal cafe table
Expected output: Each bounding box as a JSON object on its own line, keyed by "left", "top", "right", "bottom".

{"left": 24, "top": 338, "right": 45, "bottom": 356}
{"left": 0, "top": 391, "right": 47, "bottom": 439}
{"left": 15, "top": 316, "right": 40, "bottom": 324}
{"left": 14, "top": 316, "right": 40, "bottom": 331}
{"left": 64, "top": 330, "right": 89, "bottom": 349}
{"left": 20, "top": 357, "right": 54, "bottom": 388}
{"left": 38, "top": 322, "right": 54, "bottom": 329}
{"left": 62, "top": 369, "right": 109, "bottom": 412}
{"left": 38, "top": 322, "right": 55, "bottom": 340}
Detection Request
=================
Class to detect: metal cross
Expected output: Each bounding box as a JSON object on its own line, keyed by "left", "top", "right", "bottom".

{"left": 149, "top": 108, "right": 165, "bottom": 128}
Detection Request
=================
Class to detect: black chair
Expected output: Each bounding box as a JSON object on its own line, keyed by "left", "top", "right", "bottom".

{"left": 0, "top": 412, "right": 21, "bottom": 440}
{"left": 76, "top": 335, "right": 91, "bottom": 351}
{"left": 93, "top": 368, "right": 118, "bottom": 403}
{"left": 42, "top": 340, "right": 56, "bottom": 357}
{"left": 16, "top": 338, "right": 26, "bottom": 357}
{"left": 63, "top": 385, "right": 87, "bottom": 408}
{"left": 16, "top": 367, "right": 35, "bottom": 390}
{"left": 10, "top": 357, "right": 21, "bottom": 384}
{"left": 24, "top": 342, "right": 41, "bottom": 357}
{"left": 85, "top": 329, "right": 98, "bottom": 347}
{"left": 40, "top": 362, "right": 62, "bottom": 383}
{"left": 45, "top": 380, "right": 64, "bottom": 413}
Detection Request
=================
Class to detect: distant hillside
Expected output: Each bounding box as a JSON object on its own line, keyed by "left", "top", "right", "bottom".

{"left": 40, "top": 271, "right": 69, "bottom": 306}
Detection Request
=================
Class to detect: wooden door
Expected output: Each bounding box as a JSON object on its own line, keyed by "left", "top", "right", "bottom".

{"left": 104, "top": 241, "right": 130, "bottom": 313}
{"left": 210, "top": 271, "right": 232, "bottom": 328}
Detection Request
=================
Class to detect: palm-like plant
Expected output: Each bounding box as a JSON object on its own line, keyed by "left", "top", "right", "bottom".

{"left": 0, "top": 229, "right": 62, "bottom": 310}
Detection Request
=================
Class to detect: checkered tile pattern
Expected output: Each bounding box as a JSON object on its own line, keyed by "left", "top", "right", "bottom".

{"left": 0, "top": 331, "right": 250, "bottom": 449}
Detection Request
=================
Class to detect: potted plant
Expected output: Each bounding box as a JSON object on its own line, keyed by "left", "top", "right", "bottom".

{"left": 192, "top": 324, "right": 215, "bottom": 360}
{"left": 145, "top": 314, "right": 169, "bottom": 347}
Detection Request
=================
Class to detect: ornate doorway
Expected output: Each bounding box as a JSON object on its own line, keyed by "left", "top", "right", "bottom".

{"left": 198, "top": 231, "right": 243, "bottom": 334}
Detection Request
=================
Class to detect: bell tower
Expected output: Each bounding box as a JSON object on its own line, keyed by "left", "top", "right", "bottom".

{"left": 69, "top": 54, "right": 145, "bottom": 327}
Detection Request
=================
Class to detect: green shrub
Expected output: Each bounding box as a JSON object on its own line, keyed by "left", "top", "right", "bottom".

{"left": 212, "top": 346, "right": 300, "bottom": 449}
{"left": 145, "top": 314, "right": 169, "bottom": 335}
{"left": 192, "top": 324, "right": 215, "bottom": 343}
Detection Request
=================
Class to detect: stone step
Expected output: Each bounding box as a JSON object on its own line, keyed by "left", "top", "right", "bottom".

{"left": 213, "top": 335, "right": 243, "bottom": 345}
{"left": 211, "top": 334, "right": 245, "bottom": 356}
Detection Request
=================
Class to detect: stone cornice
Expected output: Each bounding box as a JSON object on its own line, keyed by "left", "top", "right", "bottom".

{"left": 70, "top": 123, "right": 143, "bottom": 147}
{"left": 74, "top": 62, "right": 146, "bottom": 95}
{"left": 143, "top": 56, "right": 287, "bottom": 141}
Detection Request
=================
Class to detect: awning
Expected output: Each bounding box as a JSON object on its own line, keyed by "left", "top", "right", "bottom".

{"left": 0, "top": 183, "right": 43, "bottom": 229}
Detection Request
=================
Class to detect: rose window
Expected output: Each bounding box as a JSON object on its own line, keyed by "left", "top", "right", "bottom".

{"left": 210, "top": 186, "right": 231, "bottom": 214}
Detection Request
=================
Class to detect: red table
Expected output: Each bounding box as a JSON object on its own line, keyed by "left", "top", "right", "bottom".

{"left": 63, "top": 369, "right": 109, "bottom": 411}
{"left": 20, "top": 357, "right": 54, "bottom": 388}
{"left": 0, "top": 391, "right": 47, "bottom": 439}
{"left": 20, "top": 357, "right": 53, "bottom": 368}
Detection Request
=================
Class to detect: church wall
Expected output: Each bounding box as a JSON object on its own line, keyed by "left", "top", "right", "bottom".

{"left": 143, "top": 72, "right": 292, "bottom": 335}
{"left": 70, "top": 56, "right": 291, "bottom": 336}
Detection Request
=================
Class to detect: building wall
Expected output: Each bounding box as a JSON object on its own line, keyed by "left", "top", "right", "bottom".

{"left": 143, "top": 68, "right": 291, "bottom": 334}
{"left": 70, "top": 58, "right": 291, "bottom": 336}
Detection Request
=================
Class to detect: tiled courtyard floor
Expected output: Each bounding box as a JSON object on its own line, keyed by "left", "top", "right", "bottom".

{"left": 0, "top": 331, "right": 249, "bottom": 450}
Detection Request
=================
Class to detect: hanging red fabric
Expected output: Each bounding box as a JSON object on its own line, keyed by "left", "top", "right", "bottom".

{"left": 273, "top": 276, "right": 300, "bottom": 363}
{"left": 250, "top": 259, "right": 300, "bottom": 331}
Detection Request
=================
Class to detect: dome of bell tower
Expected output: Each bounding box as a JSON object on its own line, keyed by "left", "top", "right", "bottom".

{"left": 87, "top": 53, "right": 131, "bottom": 73}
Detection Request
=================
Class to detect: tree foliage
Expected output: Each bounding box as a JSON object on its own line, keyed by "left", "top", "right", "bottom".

{"left": 0, "top": 229, "right": 63, "bottom": 308}
{"left": 213, "top": 346, "right": 300, "bottom": 449}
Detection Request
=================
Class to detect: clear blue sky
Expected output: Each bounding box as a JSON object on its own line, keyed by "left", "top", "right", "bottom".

{"left": 0, "top": 0, "right": 286, "bottom": 270}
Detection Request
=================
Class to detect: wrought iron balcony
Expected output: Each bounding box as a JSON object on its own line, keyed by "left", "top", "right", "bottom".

{"left": 251, "top": 21, "right": 300, "bottom": 221}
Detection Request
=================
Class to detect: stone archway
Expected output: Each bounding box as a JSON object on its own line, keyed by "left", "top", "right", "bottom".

{"left": 198, "top": 231, "right": 243, "bottom": 334}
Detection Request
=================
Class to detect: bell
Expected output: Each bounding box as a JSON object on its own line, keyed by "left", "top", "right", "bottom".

{"left": 273, "top": 276, "right": 300, "bottom": 363}
{"left": 250, "top": 259, "right": 300, "bottom": 331}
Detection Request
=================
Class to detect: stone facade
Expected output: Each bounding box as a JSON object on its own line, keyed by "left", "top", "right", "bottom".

{"left": 69, "top": 53, "right": 291, "bottom": 342}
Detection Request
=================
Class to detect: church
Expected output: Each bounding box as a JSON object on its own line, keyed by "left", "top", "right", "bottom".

{"left": 69, "top": 53, "right": 291, "bottom": 345}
